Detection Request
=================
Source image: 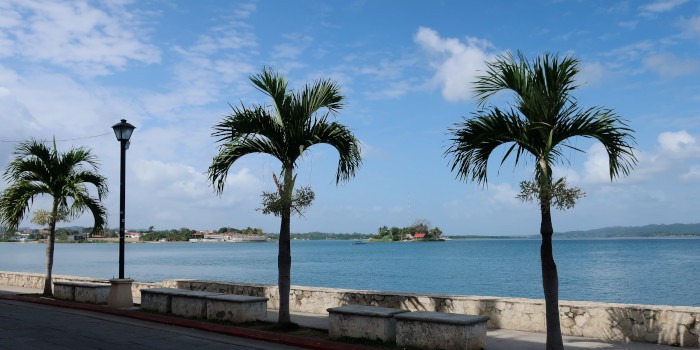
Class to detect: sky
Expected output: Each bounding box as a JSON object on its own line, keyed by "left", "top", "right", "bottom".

{"left": 1, "top": 0, "right": 700, "bottom": 236}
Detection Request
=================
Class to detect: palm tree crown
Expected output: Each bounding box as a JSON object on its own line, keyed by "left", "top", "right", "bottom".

{"left": 1, "top": 140, "right": 108, "bottom": 231}
{"left": 448, "top": 51, "right": 636, "bottom": 191}
{"left": 208, "top": 68, "right": 361, "bottom": 191}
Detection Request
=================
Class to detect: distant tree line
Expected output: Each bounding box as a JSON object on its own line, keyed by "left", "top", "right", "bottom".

{"left": 0, "top": 228, "right": 88, "bottom": 242}
{"left": 140, "top": 227, "right": 194, "bottom": 242}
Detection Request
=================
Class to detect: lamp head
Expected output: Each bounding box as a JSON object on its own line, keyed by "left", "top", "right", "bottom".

{"left": 112, "top": 119, "right": 136, "bottom": 142}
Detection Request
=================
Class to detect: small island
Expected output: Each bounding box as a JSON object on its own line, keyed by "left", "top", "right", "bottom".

{"left": 372, "top": 220, "right": 444, "bottom": 242}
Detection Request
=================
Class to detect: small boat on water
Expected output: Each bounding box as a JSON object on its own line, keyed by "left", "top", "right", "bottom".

{"left": 352, "top": 240, "right": 367, "bottom": 245}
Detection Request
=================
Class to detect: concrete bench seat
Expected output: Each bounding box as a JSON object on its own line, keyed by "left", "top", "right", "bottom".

{"left": 140, "top": 288, "right": 200, "bottom": 313}
{"left": 206, "top": 294, "right": 268, "bottom": 323}
{"left": 327, "top": 304, "right": 410, "bottom": 342}
{"left": 140, "top": 288, "right": 268, "bottom": 323}
{"left": 394, "top": 311, "right": 489, "bottom": 350}
{"left": 53, "top": 281, "right": 111, "bottom": 304}
{"left": 141, "top": 288, "right": 224, "bottom": 318}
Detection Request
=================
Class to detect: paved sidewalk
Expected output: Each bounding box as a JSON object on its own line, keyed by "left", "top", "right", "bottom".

{"left": 0, "top": 285, "right": 692, "bottom": 349}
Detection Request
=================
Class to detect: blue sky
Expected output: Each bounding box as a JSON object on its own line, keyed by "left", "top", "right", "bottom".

{"left": 1, "top": 0, "right": 700, "bottom": 236}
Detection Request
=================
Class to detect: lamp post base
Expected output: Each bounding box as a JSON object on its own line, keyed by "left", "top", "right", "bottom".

{"left": 107, "top": 278, "right": 134, "bottom": 308}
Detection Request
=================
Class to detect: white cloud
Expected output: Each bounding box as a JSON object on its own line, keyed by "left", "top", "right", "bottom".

{"left": 0, "top": 66, "right": 128, "bottom": 146}
{"left": 643, "top": 53, "right": 700, "bottom": 78}
{"left": 358, "top": 140, "right": 388, "bottom": 159}
{"left": 640, "top": 0, "right": 687, "bottom": 14}
{"left": 273, "top": 34, "right": 312, "bottom": 60}
{"left": 489, "top": 183, "right": 520, "bottom": 206}
{"left": 657, "top": 130, "right": 700, "bottom": 156}
{"left": 0, "top": 0, "right": 160, "bottom": 76}
{"left": 553, "top": 166, "right": 581, "bottom": 184}
{"left": 143, "top": 18, "right": 258, "bottom": 116}
{"left": 681, "top": 165, "right": 700, "bottom": 181}
{"left": 679, "top": 16, "right": 700, "bottom": 37}
{"left": 581, "top": 130, "right": 700, "bottom": 185}
{"left": 619, "top": 21, "right": 638, "bottom": 29}
{"left": 583, "top": 143, "right": 613, "bottom": 184}
{"left": 132, "top": 160, "right": 260, "bottom": 205}
{"left": 578, "top": 62, "right": 607, "bottom": 86}
{"left": 414, "top": 27, "right": 495, "bottom": 102}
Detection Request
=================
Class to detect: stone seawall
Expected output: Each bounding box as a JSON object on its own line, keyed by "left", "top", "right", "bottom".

{"left": 2, "top": 271, "right": 698, "bottom": 348}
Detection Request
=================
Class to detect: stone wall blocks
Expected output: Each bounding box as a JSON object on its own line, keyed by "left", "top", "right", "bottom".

{"left": 631, "top": 311, "right": 646, "bottom": 324}
{"left": 644, "top": 329, "right": 660, "bottom": 343}
{"left": 574, "top": 314, "right": 590, "bottom": 327}
{"left": 3, "top": 272, "right": 700, "bottom": 348}
{"left": 632, "top": 324, "right": 647, "bottom": 339}
{"left": 561, "top": 317, "right": 575, "bottom": 329}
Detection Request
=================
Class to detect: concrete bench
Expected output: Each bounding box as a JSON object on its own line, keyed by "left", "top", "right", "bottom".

{"left": 327, "top": 304, "right": 410, "bottom": 342}
{"left": 395, "top": 311, "right": 489, "bottom": 350}
{"left": 140, "top": 288, "right": 268, "bottom": 323}
{"left": 206, "top": 294, "right": 268, "bottom": 323}
{"left": 140, "top": 288, "right": 224, "bottom": 318}
{"left": 53, "top": 281, "right": 111, "bottom": 304}
{"left": 141, "top": 288, "right": 193, "bottom": 313}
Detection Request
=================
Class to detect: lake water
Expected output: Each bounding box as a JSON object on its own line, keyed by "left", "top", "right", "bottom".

{"left": 0, "top": 238, "right": 698, "bottom": 307}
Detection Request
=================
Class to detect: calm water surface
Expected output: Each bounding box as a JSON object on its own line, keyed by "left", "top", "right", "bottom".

{"left": 0, "top": 238, "right": 697, "bottom": 307}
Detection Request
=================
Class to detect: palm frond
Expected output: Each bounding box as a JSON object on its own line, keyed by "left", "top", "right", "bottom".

{"left": 249, "top": 67, "right": 288, "bottom": 119}
{"left": 451, "top": 51, "right": 636, "bottom": 188}
{"left": 307, "top": 120, "right": 362, "bottom": 184}
{"left": 446, "top": 108, "right": 532, "bottom": 185}
{"left": 553, "top": 107, "right": 637, "bottom": 179}
{"left": 0, "top": 139, "right": 108, "bottom": 231}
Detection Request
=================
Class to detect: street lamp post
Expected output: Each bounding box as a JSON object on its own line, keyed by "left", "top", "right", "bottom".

{"left": 108, "top": 119, "right": 135, "bottom": 308}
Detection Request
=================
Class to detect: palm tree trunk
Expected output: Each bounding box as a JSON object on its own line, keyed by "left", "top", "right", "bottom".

{"left": 540, "top": 204, "right": 564, "bottom": 350}
{"left": 277, "top": 167, "right": 293, "bottom": 325}
{"left": 43, "top": 201, "right": 58, "bottom": 297}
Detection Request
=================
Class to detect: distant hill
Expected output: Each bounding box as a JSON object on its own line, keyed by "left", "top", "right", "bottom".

{"left": 555, "top": 223, "right": 700, "bottom": 238}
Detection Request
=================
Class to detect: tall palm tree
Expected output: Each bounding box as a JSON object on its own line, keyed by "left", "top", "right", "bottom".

{"left": 208, "top": 67, "right": 362, "bottom": 325}
{"left": 0, "top": 139, "right": 108, "bottom": 296}
{"left": 446, "top": 51, "right": 636, "bottom": 350}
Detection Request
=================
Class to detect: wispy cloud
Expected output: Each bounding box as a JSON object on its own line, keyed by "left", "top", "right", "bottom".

{"left": 679, "top": 16, "right": 700, "bottom": 37}
{"left": 643, "top": 53, "right": 700, "bottom": 78}
{"left": 0, "top": 0, "right": 160, "bottom": 76}
{"left": 143, "top": 4, "right": 259, "bottom": 116}
{"left": 640, "top": 0, "right": 688, "bottom": 14}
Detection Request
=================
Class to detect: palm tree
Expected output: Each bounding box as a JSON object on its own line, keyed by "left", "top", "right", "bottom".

{"left": 0, "top": 139, "right": 108, "bottom": 296}
{"left": 446, "top": 51, "right": 636, "bottom": 350}
{"left": 208, "top": 67, "right": 362, "bottom": 325}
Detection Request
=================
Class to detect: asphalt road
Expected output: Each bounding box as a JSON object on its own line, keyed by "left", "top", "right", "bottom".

{"left": 0, "top": 299, "right": 304, "bottom": 350}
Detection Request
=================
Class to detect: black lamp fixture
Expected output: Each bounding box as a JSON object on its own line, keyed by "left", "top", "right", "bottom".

{"left": 111, "top": 119, "right": 135, "bottom": 279}
{"left": 112, "top": 119, "right": 135, "bottom": 143}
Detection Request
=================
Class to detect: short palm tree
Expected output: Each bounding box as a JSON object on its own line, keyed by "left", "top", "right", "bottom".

{"left": 446, "top": 51, "right": 636, "bottom": 350}
{"left": 208, "top": 67, "right": 362, "bottom": 325}
{"left": 0, "top": 140, "right": 108, "bottom": 296}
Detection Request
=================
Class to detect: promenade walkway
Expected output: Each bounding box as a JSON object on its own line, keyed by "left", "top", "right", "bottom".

{"left": 0, "top": 285, "right": 691, "bottom": 350}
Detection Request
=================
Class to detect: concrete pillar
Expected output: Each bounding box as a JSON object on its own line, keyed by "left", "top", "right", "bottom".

{"left": 108, "top": 278, "right": 134, "bottom": 308}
